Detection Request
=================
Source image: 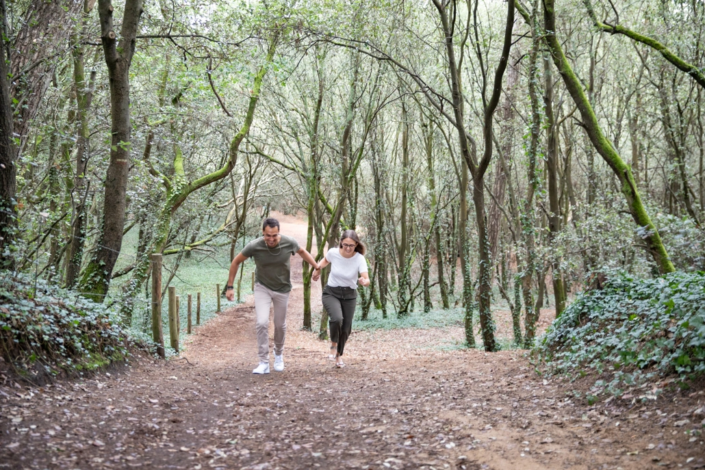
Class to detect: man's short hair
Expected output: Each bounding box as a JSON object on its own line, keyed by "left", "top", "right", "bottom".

{"left": 262, "top": 218, "right": 280, "bottom": 231}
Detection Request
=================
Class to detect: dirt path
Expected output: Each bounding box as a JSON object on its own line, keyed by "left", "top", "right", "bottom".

{"left": 1, "top": 215, "right": 704, "bottom": 469}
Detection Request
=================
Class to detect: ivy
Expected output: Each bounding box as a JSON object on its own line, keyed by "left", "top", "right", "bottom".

{"left": 0, "top": 271, "right": 148, "bottom": 382}
{"left": 537, "top": 271, "right": 705, "bottom": 396}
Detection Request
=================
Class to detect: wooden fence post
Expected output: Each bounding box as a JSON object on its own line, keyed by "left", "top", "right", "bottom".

{"left": 169, "top": 287, "right": 178, "bottom": 352}
{"left": 151, "top": 254, "right": 165, "bottom": 358}
{"left": 216, "top": 284, "right": 221, "bottom": 313}
{"left": 197, "top": 292, "right": 201, "bottom": 325}
{"left": 176, "top": 295, "right": 180, "bottom": 334}
{"left": 187, "top": 294, "right": 192, "bottom": 334}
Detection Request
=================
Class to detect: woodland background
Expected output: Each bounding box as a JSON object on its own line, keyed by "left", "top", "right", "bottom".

{"left": 0, "top": 0, "right": 704, "bottom": 360}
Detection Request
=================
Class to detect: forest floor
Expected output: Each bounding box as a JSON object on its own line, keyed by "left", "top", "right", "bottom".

{"left": 1, "top": 214, "right": 704, "bottom": 470}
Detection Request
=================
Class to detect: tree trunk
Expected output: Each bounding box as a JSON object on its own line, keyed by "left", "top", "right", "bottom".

{"left": 78, "top": 0, "right": 144, "bottom": 300}
{"left": 432, "top": 0, "right": 513, "bottom": 351}
{"left": 459, "top": 164, "right": 475, "bottom": 347}
{"left": 521, "top": 2, "right": 541, "bottom": 349}
{"left": 303, "top": 74, "right": 324, "bottom": 330}
{"left": 658, "top": 78, "right": 700, "bottom": 226}
{"left": 65, "top": 13, "right": 97, "bottom": 287}
{"left": 397, "top": 101, "right": 410, "bottom": 316}
{"left": 698, "top": 88, "right": 704, "bottom": 214}
{"left": 543, "top": 53, "right": 567, "bottom": 316}
{"left": 424, "top": 118, "right": 446, "bottom": 309}
{"left": 0, "top": 0, "right": 16, "bottom": 267}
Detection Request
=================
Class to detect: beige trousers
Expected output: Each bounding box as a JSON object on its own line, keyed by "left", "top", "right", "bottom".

{"left": 253, "top": 283, "right": 290, "bottom": 363}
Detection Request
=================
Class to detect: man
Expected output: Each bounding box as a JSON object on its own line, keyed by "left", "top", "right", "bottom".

{"left": 226, "top": 218, "right": 319, "bottom": 374}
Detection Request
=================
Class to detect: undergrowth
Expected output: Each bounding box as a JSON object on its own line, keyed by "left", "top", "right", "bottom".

{"left": 537, "top": 271, "right": 705, "bottom": 397}
{"left": 0, "top": 271, "right": 146, "bottom": 382}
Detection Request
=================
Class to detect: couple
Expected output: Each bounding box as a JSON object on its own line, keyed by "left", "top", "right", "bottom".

{"left": 225, "top": 218, "right": 370, "bottom": 373}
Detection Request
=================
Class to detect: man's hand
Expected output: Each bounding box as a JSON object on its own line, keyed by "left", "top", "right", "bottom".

{"left": 312, "top": 269, "right": 321, "bottom": 282}
{"left": 358, "top": 276, "right": 370, "bottom": 287}
{"left": 226, "top": 288, "right": 235, "bottom": 301}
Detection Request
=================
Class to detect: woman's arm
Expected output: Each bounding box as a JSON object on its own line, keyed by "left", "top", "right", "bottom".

{"left": 358, "top": 271, "right": 370, "bottom": 287}
{"left": 312, "top": 257, "right": 330, "bottom": 282}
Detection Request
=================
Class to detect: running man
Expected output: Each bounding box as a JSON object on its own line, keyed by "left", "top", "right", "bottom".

{"left": 225, "top": 218, "right": 319, "bottom": 374}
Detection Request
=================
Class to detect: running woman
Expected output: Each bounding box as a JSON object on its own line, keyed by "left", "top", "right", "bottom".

{"left": 313, "top": 230, "right": 370, "bottom": 368}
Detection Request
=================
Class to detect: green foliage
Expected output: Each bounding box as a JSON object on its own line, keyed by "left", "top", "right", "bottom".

{"left": 0, "top": 271, "right": 145, "bottom": 381}
{"left": 537, "top": 271, "right": 705, "bottom": 395}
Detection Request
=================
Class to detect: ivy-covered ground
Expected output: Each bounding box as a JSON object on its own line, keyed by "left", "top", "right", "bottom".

{"left": 538, "top": 271, "right": 705, "bottom": 402}
{"left": 0, "top": 273, "right": 144, "bottom": 382}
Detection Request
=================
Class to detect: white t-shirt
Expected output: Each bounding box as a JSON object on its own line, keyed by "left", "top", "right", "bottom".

{"left": 325, "top": 247, "right": 368, "bottom": 289}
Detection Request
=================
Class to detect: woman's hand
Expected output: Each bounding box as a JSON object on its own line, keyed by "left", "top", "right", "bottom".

{"left": 358, "top": 276, "right": 370, "bottom": 287}
{"left": 312, "top": 268, "right": 321, "bottom": 282}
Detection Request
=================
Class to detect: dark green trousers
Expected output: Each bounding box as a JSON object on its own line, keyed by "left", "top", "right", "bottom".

{"left": 322, "top": 285, "right": 357, "bottom": 356}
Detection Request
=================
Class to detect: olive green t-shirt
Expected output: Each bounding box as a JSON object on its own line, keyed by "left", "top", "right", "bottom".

{"left": 241, "top": 235, "right": 300, "bottom": 293}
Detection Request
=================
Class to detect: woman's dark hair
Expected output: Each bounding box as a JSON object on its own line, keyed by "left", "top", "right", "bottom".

{"left": 262, "top": 218, "right": 280, "bottom": 231}
{"left": 339, "top": 229, "right": 365, "bottom": 255}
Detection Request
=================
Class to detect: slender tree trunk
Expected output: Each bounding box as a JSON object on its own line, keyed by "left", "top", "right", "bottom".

{"left": 543, "top": 53, "right": 566, "bottom": 316}
{"left": 65, "top": 12, "right": 97, "bottom": 287}
{"left": 432, "top": 0, "right": 513, "bottom": 351}
{"left": 698, "top": 88, "right": 704, "bottom": 214}
{"left": 373, "top": 155, "right": 388, "bottom": 318}
{"left": 304, "top": 71, "right": 325, "bottom": 329}
{"left": 522, "top": 6, "right": 540, "bottom": 348}
{"left": 78, "top": 0, "right": 144, "bottom": 300}
{"left": 397, "top": 101, "right": 410, "bottom": 316}
{"left": 0, "top": 0, "right": 16, "bottom": 266}
{"left": 425, "top": 119, "right": 448, "bottom": 309}
{"left": 459, "top": 164, "right": 475, "bottom": 347}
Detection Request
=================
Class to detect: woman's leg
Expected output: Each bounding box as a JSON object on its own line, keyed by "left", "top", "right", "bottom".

{"left": 336, "top": 296, "right": 357, "bottom": 357}
{"left": 322, "top": 288, "right": 344, "bottom": 357}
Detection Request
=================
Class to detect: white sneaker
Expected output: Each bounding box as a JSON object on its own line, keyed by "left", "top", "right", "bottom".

{"left": 252, "top": 362, "right": 270, "bottom": 374}
{"left": 274, "top": 354, "right": 284, "bottom": 372}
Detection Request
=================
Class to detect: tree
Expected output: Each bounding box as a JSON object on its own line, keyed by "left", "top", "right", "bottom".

{"left": 78, "top": 0, "right": 144, "bottom": 300}
{"left": 538, "top": 0, "right": 676, "bottom": 274}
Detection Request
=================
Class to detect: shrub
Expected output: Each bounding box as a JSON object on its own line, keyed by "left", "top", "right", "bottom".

{"left": 537, "top": 271, "right": 705, "bottom": 395}
{"left": 0, "top": 271, "right": 145, "bottom": 382}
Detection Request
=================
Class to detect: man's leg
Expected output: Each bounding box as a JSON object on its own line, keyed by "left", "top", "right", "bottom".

{"left": 271, "top": 289, "right": 290, "bottom": 358}
{"left": 253, "top": 283, "right": 273, "bottom": 363}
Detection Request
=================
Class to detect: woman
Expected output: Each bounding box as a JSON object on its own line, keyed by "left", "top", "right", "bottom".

{"left": 313, "top": 230, "right": 370, "bottom": 368}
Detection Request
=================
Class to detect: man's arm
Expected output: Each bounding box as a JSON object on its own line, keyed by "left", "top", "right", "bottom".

{"left": 226, "top": 252, "right": 248, "bottom": 301}
{"left": 297, "top": 247, "right": 320, "bottom": 270}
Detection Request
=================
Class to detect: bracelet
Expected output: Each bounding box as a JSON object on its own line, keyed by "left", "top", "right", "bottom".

{"left": 226, "top": 285, "right": 234, "bottom": 290}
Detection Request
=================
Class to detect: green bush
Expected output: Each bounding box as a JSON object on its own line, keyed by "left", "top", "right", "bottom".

{"left": 537, "top": 271, "right": 705, "bottom": 394}
{"left": 0, "top": 271, "right": 145, "bottom": 381}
